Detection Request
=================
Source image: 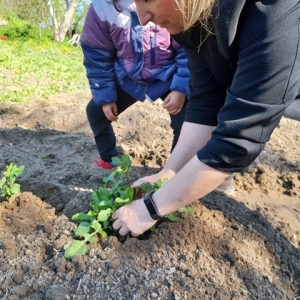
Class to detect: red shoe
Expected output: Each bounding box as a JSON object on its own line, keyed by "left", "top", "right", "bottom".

{"left": 91, "top": 159, "right": 117, "bottom": 170}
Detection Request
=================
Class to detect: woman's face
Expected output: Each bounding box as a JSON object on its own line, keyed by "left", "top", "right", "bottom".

{"left": 134, "top": 0, "right": 184, "bottom": 34}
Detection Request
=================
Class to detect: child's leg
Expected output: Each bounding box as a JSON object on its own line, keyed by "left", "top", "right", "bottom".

{"left": 86, "top": 86, "right": 137, "bottom": 162}
{"left": 169, "top": 99, "right": 188, "bottom": 152}
{"left": 86, "top": 99, "right": 118, "bottom": 162}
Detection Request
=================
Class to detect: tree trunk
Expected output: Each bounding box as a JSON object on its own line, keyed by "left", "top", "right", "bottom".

{"left": 47, "top": 0, "right": 79, "bottom": 42}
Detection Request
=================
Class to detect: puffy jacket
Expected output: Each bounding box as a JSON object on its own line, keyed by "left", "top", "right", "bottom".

{"left": 81, "top": 0, "right": 190, "bottom": 106}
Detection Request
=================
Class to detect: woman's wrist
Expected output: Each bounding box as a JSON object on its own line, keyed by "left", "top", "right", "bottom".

{"left": 143, "top": 191, "right": 164, "bottom": 220}
{"left": 160, "top": 168, "right": 176, "bottom": 180}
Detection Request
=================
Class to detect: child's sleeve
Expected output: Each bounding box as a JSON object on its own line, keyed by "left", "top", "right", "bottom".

{"left": 81, "top": 4, "right": 117, "bottom": 106}
{"left": 169, "top": 39, "right": 190, "bottom": 99}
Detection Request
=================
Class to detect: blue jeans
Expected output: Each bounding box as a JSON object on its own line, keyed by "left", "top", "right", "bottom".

{"left": 86, "top": 85, "right": 187, "bottom": 162}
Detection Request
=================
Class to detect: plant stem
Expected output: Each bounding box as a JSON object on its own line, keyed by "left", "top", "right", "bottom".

{"left": 125, "top": 172, "right": 131, "bottom": 188}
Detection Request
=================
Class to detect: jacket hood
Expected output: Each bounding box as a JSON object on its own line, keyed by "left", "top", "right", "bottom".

{"left": 116, "top": 0, "right": 136, "bottom": 12}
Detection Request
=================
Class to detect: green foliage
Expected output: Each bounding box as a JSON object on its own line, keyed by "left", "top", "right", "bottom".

{"left": 65, "top": 155, "right": 138, "bottom": 259}
{"left": 0, "top": 0, "right": 89, "bottom": 36}
{"left": 0, "top": 1, "right": 62, "bottom": 30}
{"left": 0, "top": 19, "right": 37, "bottom": 40}
{"left": 0, "top": 5, "right": 18, "bottom": 20}
{"left": 0, "top": 19, "right": 53, "bottom": 41}
{"left": 0, "top": 163, "right": 25, "bottom": 198}
{"left": 65, "top": 155, "right": 195, "bottom": 259}
{"left": 72, "top": 0, "right": 90, "bottom": 34}
{"left": 0, "top": 39, "right": 87, "bottom": 103}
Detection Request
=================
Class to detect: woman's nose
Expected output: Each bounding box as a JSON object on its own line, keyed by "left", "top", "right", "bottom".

{"left": 136, "top": 8, "right": 153, "bottom": 26}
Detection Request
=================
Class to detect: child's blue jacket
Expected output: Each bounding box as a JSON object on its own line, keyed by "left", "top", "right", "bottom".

{"left": 81, "top": 0, "right": 190, "bottom": 106}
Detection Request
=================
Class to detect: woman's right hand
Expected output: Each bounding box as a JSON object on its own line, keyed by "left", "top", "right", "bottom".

{"left": 132, "top": 169, "right": 176, "bottom": 188}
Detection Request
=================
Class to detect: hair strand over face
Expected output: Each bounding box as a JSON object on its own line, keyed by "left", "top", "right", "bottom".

{"left": 173, "top": 0, "right": 216, "bottom": 30}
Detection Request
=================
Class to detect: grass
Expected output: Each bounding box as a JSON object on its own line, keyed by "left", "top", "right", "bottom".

{"left": 0, "top": 39, "right": 88, "bottom": 103}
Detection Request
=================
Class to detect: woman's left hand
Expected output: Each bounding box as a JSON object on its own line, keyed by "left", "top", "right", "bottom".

{"left": 112, "top": 199, "right": 157, "bottom": 236}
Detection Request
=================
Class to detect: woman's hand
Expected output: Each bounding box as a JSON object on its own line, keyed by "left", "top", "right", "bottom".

{"left": 132, "top": 169, "right": 176, "bottom": 188}
{"left": 112, "top": 199, "right": 157, "bottom": 236}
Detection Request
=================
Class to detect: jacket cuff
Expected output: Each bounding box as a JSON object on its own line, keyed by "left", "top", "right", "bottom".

{"left": 170, "top": 75, "right": 190, "bottom": 99}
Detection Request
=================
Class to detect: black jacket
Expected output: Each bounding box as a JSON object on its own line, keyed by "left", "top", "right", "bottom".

{"left": 173, "top": 0, "right": 300, "bottom": 172}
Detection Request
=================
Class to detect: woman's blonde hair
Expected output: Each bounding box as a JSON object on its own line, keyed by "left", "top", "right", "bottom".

{"left": 173, "top": 0, "right": 216, "bottom": 30}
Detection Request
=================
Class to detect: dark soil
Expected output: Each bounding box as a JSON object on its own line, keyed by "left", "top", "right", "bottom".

{"left": 0, "top": 91, "right": 299, "bottom": 300}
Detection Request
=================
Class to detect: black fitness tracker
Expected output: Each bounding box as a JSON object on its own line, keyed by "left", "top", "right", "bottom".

{"left": 143, "top": 191, "right": 163, "bottom": 220}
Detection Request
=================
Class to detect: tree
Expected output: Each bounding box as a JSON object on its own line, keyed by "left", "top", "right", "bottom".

{"left": 47, "top": 0, "right": 79, "bottom": 42}
{"left": 0, "top": 0, "right": 48, "bottom": 24}
{"left": 1, "top": 0, "right": 86, "bottom": 42}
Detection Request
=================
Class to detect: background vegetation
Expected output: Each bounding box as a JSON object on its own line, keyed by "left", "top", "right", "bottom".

{"left": 0, "top": 1, "right": 89, "bottom": 103}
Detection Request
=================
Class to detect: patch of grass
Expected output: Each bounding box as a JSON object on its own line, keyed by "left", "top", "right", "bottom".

{"left": 0, "top": 39, "right": 88, "bottom": 103}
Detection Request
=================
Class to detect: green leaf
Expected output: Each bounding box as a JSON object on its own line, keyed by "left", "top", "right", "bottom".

{"left": 123, "top": 154, "right": 131, "bottom": 168}
{"left": 91, "top": 192, "right": 100, "bottom": 206}
{"left": 5, "top": 187, "right": 12, "bottom": 196}
{"left": 98, "top": 199, "right": 114, "bottom": 209}
{"left": 0, "top": 163, "right": 24, "bottom": 197}
{"left": 99, "top": 230, "right": 107, "bottom": 238}
{"left": 165, "top": 213, "right": 180, "bottom": 222}
{"left": 88, "top": 235, "right": 99, "bottom": 243}
{"left": 154, "top": 178, "right": 168, "bottom": 189}
{"left": 90, "top": 221, "right": 105, "bottom": 235}
{"left": 150, "top": 225, "right": 156, "bottom": 232}
{"left": 10, "top": 183, "right": 20, "bottom": 194}
{"left": 102, "top": 176, "right": 110, "bottom": 183}
{"left": 65, "top": 240, "right": 88, "bottom": 259}
{"left": 13, "top": 165, "right": 24, "bottom": 176}
{"left": 111, "top": 156, "right": 121, "bottom": 165}
{"left": 178, "top": 206, "right": 195, "bottom": 215}
{"left": 97, "top": 208, "right": 112, "bottom": 222}
{"left": 102, "top": 220, "right": 109, "bottom": 229}
{"left": 124, "top": 188, "right": 134, "bottom": 201}
{"left": 115, "top": 197, "right": 131, "bottom": 205}
{"left": 74, "top": 222, "right": 91, "bottom": 237}
{"left": 87, "top": 210, "right": 97, "bottom": 216}
{"left": 72, "top": 213, "right": 95, "bottom": 221}
{"left": 140, "top": 182, "right": 154, "bottom": 193}
{"left": 0, "top": 177, "right": 7, "bottom": 189}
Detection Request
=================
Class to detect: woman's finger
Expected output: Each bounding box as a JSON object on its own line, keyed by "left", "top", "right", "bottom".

{"left": 119, "top": 226, "right": 129, "bottom": 236}
{"left": 111, "top": 212, "right": 117, "bottom": 220}
{"left": 112, "top": 218, "right": 122, "bottom": 230}
{"left": 130, "top": 230, "right": 141, "bottom": 237}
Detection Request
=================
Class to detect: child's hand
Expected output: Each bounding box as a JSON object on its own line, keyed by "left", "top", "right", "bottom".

{"left": 102, "top": 102, "right": 118, "bottom": 121}
{"left": 163, "top": 91, "right": 185, "bottom": 115}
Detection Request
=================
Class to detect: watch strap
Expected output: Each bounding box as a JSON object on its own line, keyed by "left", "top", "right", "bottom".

{"left": 143, "top": 191, "right": 163, "bottom": 220}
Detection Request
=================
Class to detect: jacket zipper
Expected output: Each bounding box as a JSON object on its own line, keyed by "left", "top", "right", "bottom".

{"left": 150, "top": 28, "right": 155, "bottom": 65}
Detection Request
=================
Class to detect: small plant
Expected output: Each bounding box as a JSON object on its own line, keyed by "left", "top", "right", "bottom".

{"left": 65, "top": 155, "right": 194, "bottom": 259}
{"left": 0, "top": 163, "right": 25, "bottom": 198}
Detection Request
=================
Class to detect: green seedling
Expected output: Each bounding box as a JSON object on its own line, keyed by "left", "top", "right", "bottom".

{"left": 65, "top": 154, "right": 194, "bottom": 259}
{"left": 0, "top": 163, "right": 25, "bottom": 198}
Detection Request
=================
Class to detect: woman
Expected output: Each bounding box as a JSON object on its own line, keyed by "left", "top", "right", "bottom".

{"left": 112, "top": 0, "right": 300, "bottom": 236}
{"left": 284, "top": 91, "right": 300, "bottom": 121}
{"left": 81, "top": 0, "right": 190, "bottom": 169}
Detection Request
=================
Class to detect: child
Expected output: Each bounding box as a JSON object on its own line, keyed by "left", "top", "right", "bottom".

{"left": 81, "top": 0, "right": 190, "bottom": 169}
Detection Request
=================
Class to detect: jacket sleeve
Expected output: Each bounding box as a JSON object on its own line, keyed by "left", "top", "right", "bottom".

{"left": 185, "top": 5, "right": 300, "bottom": 173}
{"left": 81, "top": 4, "right": 117, "bottom": 106}
{"left": 169, "top": 39, "right": 190, "bottom": 99}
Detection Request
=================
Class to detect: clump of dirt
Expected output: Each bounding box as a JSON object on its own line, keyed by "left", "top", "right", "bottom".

{"left": 0, "top": 92, "right": 299, "bottom": 299}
